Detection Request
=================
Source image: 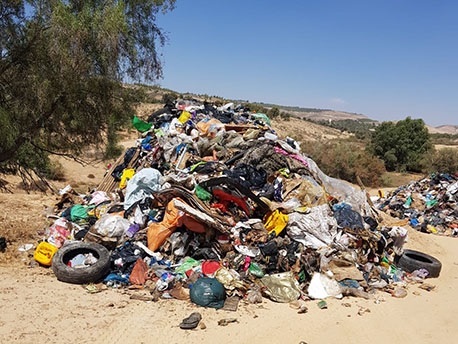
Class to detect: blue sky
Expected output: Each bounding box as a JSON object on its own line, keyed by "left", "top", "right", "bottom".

{"left": 156, "top": 0, "right": 458, "bottom": 126}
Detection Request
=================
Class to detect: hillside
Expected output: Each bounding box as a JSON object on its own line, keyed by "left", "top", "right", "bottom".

{"left": 427, "top": 125, "right": 458, "bottom": 135}
{"left": 271, "top": 117, "right": 350, "bottom": 142}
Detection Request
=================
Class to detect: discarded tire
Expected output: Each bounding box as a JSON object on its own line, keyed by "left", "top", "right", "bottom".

{"left": 52, "top": 242, "right": 111, "bottom": 284}
{"left": 396, "top": 249, "right": 442, "bottom": 278}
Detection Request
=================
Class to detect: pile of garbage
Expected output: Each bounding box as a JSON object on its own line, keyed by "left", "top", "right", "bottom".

{"left": 374, "top": 173, "right": 458, "bottom": 236}
{"left": 33, "top": 99, "right": 441, "bottom": 309}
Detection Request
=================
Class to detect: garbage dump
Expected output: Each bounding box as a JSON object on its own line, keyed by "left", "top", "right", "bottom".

{"left": 374, "top": 173, "right": 458, "bottom": 236}
{"left": 35, "top": 99, "right": 444, "bottom": 308}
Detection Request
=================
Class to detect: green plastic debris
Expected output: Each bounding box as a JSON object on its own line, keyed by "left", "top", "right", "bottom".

{"left": 317, "top": 300, "right": 328, "bottom": 309}
{"left": 403, "top": 196, "right": 412, "bottom": 208}
{"left": 248, "top": 262, "right": 265, "bottom": 278}
{"left": 175, "top": 257, "right": 201, "bottom": 276}
{"left": 251, "top": 113, "right": 271, "bottom": 126}
{"left": 132, "top": 116, "right": 153, "bottom": 133}
{"left": 190, "top": 277, "right": 226, "bottom": 309}
{"left": 425, "top": 199, "right": 438, "bottom": 208}
{"left": 70, "top": 204, "right": 88, "bottom": 222}
{"left": 189, "top": 161, "right": 206, "bottom": 172}
{"left": 195, "top": 184, "right": 212, "bottom": 201}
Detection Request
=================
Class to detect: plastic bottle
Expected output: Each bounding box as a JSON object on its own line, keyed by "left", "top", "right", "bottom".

{"left": 125, "top": 223, "right": 140, "bottom": 238}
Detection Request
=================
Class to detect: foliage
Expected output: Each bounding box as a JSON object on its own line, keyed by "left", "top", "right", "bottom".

{"left": 302, "top": 139, "right": 386, "bottom": 187}
{"left": 162, "top": 92, "right": 179, "bottom": 105}
{"left": 253, "top": 102, "right": 331, "bottom": 113}
{"left": 0, "top": 0, "right": 175, "bottom": 179}
{"left": 314, "top": 119, "right": 377, "bottom": 140}
{"left": 267, "top": 106, "right": 280, "bottom": 119}
{"left": 430, "top": 133, "right": 458, "bottom": 145}
{"left": 280, "top": 112, "right": 292, "bottom": 121}
{"left": 368, "top": 117, "right": 433, "bottom": 172}
{"left": 422, "top": 148, "right": 458, "bottom": 175}
{"left": 244, "top": 103, "right": 269, "bottom": 114}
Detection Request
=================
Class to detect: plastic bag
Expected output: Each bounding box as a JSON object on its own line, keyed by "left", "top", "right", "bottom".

{"left": 70, "top": 204, "right": 88, "bottom": 222}
{"left": 129, "top": 258, "right": 148, "bottom": 285}
{"left": 215, "top": 268, "right": 243, "bottom": 291}
{"left": 94, "top": 214, "right": 130, "bottom": 238}
{"left": 46, "top": 218, "right": 72, "bottom": 248}
{"left": 260, "top": 271, "right": 301, "bottom": 303}
{"left": 190, "top": 277, "right": 226, "bottom": 309}
{"left": 132, "top": 116, "right": 152, "bottom": 133}
{"left": 264, "top": 209, "right": 289, "bottom": 236}
{"left": 147, "top": 198, "right": 206, "bottom": 252}
{"left": 287, "top": 204, "right": 338, "bottom": 249}
{"left": 307, "top": 272, "right": 343, "bottom": 299}
{"left": 333, "top": 204, "right": 364, "bottom": 230}
{"left": 124, "top": 168, "right": 162, "bottom": 210}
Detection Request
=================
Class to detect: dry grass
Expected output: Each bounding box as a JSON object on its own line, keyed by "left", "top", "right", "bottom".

{"left": 380, "top": 171, "right": 424, "bottom": 188}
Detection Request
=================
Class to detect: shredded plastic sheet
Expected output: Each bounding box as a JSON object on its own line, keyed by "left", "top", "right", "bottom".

{"left": 303, "top": 156, "right": 372, "bottom": 216}
{"left": 287, "top": 204, "right": 338, "bottom": 249}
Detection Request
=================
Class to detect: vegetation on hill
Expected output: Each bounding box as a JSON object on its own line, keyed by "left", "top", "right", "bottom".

{"left": 312, "top": 118, "right": 377, "bottom": 140}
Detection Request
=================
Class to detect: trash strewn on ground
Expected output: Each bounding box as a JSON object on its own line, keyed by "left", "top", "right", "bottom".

{"left": 29, "top": 99, "right": 448, "bottom": 313}
{"left": 374, "top": 173, "right": 458, "bottom": 236}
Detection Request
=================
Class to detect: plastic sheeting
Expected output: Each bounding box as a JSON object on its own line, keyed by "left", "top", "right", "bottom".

{"left": 303, "top": 156, "right": 373, "bottom": 216}
{"left": 124, "top": 168, "right": 162, "bottom": 210}
{"left": 307, "top": 272, "right": 343, "bottom": 299}
{"left": 287, "top": 204, "right": 338, "bottom": 249}
{"left": 260, "top": 271, "right": 301, "bottom": 303}
{"left": 94, "top": 214, "right": 130, "bottom": 238}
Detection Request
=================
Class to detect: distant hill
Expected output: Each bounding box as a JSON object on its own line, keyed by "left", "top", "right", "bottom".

{"left": 427, "top": 125, "right": 458, "bottom": 135}
{"left": 252, "top": 102, "right": 372, "bottom": 122}
{"left": 256, "top": 102, "right": 456, "bottom": 135}
{"left": 135, "top": 85, "right": 456, "bottom": 135}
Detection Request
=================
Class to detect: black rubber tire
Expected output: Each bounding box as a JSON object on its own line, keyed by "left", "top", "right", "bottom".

{"left": 396, "top": 249, "right": 442, "bottom": 278}
{"left": 52, "top": 242, "right": 111, "bottom": 284}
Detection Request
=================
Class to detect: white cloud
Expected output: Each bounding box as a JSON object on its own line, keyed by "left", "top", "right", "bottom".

{"left": 330, "top": 97, "right": 346, "bottom": 105}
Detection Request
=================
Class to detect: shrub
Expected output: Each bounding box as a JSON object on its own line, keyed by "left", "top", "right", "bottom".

{"left": 45, "top": 160, "right": 66, "bottom": 181}
{"left": 302, "top": 139, "right": 386, "bottom": 187}
{"left": 423, "top": 148, "right": 458, "bottom": 174}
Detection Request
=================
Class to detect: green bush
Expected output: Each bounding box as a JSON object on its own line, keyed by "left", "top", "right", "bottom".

{"left": 368, "top": 117, "right": 432, "bottom": 172}
{"left": 302, "top": 139, "right": 386, "bottom": 187}
{"left": 423, "top": 148, "right": 458, "bottom": 174}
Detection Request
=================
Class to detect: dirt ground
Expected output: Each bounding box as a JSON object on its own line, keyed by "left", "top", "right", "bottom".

{"left": 1, "top": 153, "right": 457, "bottom": 344}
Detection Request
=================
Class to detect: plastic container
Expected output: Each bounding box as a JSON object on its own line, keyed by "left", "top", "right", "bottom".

{"left": 34, "top": 241, "right": 58, "bottom": 266}
{"left": 264, "top": 132, "right": 278, "bottom": 141}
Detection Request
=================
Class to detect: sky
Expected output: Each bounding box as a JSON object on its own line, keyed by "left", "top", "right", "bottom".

{"left": 155, "top": 0, "right": 458, "bottom": 126}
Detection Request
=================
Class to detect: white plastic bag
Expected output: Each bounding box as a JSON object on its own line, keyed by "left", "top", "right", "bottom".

{"left": 94, "top": 214, "right": 130, "bottom": 238}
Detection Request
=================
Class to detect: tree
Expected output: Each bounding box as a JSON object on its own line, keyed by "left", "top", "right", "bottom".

{"left": 368, "top": 117, "right": 432, "bottom": 172}
{"left": 0, "top": 0, "right": 175, "bottom": 180}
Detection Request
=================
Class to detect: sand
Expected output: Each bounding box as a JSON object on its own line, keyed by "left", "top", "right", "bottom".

{"left": 0, "top": 157, "right": 457, "bottom": 344}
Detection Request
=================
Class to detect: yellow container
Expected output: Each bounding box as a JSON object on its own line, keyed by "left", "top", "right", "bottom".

{"left": 34, "top": 241, "right": 58, "bottom": 266}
